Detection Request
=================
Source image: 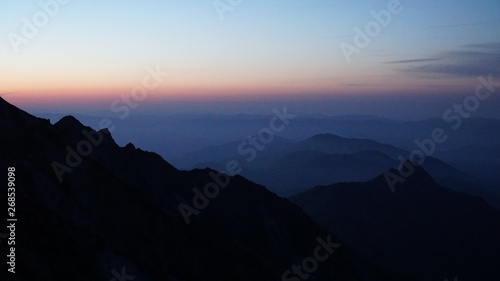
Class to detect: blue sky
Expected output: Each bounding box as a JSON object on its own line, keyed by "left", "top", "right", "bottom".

{"left": 1, "top": 0, "right": 499, "bottom": 117}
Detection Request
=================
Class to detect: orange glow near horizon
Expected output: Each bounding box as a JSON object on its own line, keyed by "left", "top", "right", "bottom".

{"left": 1, "top": 63, "right": 479, "bottom": 110}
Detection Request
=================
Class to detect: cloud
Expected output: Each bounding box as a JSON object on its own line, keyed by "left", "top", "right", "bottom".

{"left": 391, "top": 43, "right": 500, "bottom": 77}
{"left": 384, "top": 58, "right": 441, "bottom": 64}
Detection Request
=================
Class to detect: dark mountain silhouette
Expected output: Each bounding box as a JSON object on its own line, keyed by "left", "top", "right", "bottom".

{"left": 0, "top": 97, "right": 410, "bottom": 281}
{"left": 291, "top": 165, "right": 500, "bottom": 281}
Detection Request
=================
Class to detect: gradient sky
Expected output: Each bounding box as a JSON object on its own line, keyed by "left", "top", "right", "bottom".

{"left": 1, "top": 0, "right": 500, "bottom": 116}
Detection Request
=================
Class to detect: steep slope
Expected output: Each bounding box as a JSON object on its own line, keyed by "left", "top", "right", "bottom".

{"left": 291, "top": 166, "right": 500, "bottom": 281}
{"left": 0, "top": 97, "right": 406, "bottom": 281}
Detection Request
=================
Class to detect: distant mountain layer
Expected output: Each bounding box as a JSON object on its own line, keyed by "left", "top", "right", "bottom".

{"left": 46, "top": 112, "right": 500, "bottom": 188}
{"left": 0, "top": 97, "right": 407, "bottom": 281}
{"left": 181, "top": 132, "right": 500, "bottom": 208}
{"left": 291, "top": 166, "right": 500, "bottom": 280}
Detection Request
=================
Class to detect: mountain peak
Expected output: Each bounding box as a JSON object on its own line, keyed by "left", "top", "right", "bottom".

{"left": 291, "top": 161, "right": 500, "bottom": 280}
{"left": 310, "top": 133, "right": 345, "bottom": 141}
{"left": 370, "top": 161, "right": 441, "bottom": 195}
{"left": 55, "top": 115, "right": 84, "bottom": 129}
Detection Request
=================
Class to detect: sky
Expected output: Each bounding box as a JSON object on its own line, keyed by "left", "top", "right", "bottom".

{"left": 1, "top": 0, "right": 500, "bottom": 118}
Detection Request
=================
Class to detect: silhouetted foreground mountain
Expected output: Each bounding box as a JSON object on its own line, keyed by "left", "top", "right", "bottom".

{"left": 291, "top": 166, "right": 500, "bottom": 281}
{"left": 0, "top": 97, "right": 410, "bottom": 281}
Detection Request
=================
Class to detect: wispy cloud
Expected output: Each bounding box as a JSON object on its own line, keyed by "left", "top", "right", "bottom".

{"left": 391, "top": 43, "right": 500, "bottom": 77}
{"left": 384, "top": 58, "right": 441, "bottom": 64}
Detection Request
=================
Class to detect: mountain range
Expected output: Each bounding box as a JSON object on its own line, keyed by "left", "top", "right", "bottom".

{"left": 0, "top": 97, "right": 405, "bottom": 280}
{"left": 176, "top": 133, "right": 500, "bottom": 208}
{"left": 1, "top": 96, "right": 499, "bottom": 280}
